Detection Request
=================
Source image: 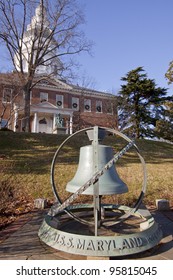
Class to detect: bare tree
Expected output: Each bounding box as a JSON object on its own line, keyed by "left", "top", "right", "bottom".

{"left": 0, "top": 72, "right": 24, "bottom": 130}
{"left": 0, "top": 0, "right": 92, "bottom": 132}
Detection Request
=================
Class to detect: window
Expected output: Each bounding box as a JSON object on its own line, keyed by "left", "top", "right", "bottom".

{"left": 40, "top": 92, "right": 48, "bottom": 102}
{"left": 38, "top": 79, "right": 49, "bottom": 85}
{"left": 1, "top": 119, "right": 8, "bottom": 128}
{"left": 39, "top": 118, "right": 47, "bottom": 124}
{"left": 3, "top": 88, "right": 12, "bottom": 103}
{"left": 84, "top": 99, "right": 91, "bottom": 112}
{"left": 96, "top": 100, "right": 102, "bottom": 113}
{"left": 56, "top": 94, "right": 63, "bottom": 108}
{"left": 72, "top": 97, "right": 79, "bottom": 111}
{"left": 107, "top": 102, "right": 113, "bottom": 114}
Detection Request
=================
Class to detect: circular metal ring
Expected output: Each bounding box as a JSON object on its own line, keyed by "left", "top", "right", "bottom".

{"left": 50, "top": 126, "right": 147, "bottom": 225}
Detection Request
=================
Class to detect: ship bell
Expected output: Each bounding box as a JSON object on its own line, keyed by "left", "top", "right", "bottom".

{"left": 66, "top": 144, "right": 128, "bottom": 195}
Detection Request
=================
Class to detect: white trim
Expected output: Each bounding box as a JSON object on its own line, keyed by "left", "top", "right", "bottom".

{"left": 70, "top": 115, "right": 73, "bottom": 135}
{"left": 96, "top": 100, "right": 102, "bottom": 113}
{"left": 40, "top": 92, "right": 48, "bottom": 102}
{"left": 84, "top": 99, "right": 91, "bottom": 112}
{"left": 33, "top": 112, "right": 38, "bottom": 133}
{"left": 72, "top": 97, "right": 79, "bottom": 111}
{"left": 31, "top": 101, "right": 73, "bottom": 116}
{"left": 14, "top": 110, "right": 18, "bottom": 132}
{"left": 56, "top": 94, "right": 63, "bottom": 108}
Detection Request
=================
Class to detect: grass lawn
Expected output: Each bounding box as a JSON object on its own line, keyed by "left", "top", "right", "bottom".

{"left": 0, "top": 130, "right": 173, "bottom": 228}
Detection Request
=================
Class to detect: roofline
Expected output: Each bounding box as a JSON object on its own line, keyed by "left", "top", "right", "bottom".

{"left": 0, "top": 72, "right": 117, "bottom": 99}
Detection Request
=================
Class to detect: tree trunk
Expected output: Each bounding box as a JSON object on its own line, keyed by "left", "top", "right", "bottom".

{"left": 134, "top": 93, "right": 140, "bottom": 138}
{"left": 136, "top": 119, "right": 140, "bottom": 138}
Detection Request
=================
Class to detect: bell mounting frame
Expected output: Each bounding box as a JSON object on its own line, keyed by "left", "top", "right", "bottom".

{"left": 50, "top": 126, "right": 147, "bottom": 225}
{"left": 38, "top": 126, "right": 162, "bottom": 257}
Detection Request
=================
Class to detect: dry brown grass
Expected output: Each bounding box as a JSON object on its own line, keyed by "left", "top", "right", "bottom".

{"left": 0, "top": 131, "right": 173, "bottom": 228}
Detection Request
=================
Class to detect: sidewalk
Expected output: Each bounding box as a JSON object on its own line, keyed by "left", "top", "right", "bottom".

{"left": 0, "top": 208, "right": 172, "bottom": 260}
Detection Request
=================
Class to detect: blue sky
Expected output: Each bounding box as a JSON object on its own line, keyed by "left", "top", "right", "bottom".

{"left": 77, "top": 0, "right": 173, "bottom": 95}
{"left": 1, "top": 0, "right": 173, "bottom": 95}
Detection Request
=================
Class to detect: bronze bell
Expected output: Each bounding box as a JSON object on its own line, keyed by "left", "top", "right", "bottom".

{"left": 66, "top": 144, "right": 128, "bottom": 195}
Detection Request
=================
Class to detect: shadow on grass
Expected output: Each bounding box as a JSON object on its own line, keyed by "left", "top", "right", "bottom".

{"left": 0, "top": 131, "right": 173, "bottom": 176}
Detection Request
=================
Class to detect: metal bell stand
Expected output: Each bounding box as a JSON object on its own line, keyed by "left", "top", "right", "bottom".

{"left": 38, "top": 126, "right": 162, "bottom": 257}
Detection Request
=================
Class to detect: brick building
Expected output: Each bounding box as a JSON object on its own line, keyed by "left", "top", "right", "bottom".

{"left": 0, "top": 73, "right": 117, "bottom": 134}
{"left": 0, "top": 2, "right": 117, "bottom": 134}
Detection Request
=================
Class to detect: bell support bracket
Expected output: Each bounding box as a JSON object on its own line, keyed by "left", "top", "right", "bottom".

{"left": 49, "top": 139, "right": 134, "bottom": 216}
{"left": 49, "top": 127, "right": 144, "bottom": 223}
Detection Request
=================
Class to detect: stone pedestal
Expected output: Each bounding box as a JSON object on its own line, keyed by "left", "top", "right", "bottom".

{"left": 156, "top": 199, "right": 170, "bottom": 211}
{"left": 56, "top": 127, "right": 66, "bottom": 135}
{"left": 34, "top": 198, "right": 47, "bottom": 209}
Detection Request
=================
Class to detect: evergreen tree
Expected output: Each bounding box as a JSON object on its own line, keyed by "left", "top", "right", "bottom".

{"left": 155, "top": 101, "right": 173, "bottom": 141}
{"left": 118, "top": 67, "right": 168, "bottom": 138}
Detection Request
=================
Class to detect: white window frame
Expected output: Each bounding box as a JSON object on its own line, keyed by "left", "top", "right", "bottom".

{"left": 72, "top": 97, "right": 79, "bottom": 111}
{"left": 40, "top": 92, "right": 48, "bottom": 102}
{"left": 84, "top": 99, "right": 91, "bottom": 112}
{"left": 2, "top": 88, "right": 12, "bottom": 103}
{"left": 56, "top": 94, "right": 64, "bottom": 108}
{"left": 107, "top": 102, "right": 113, "bottom": 115}
{"left": 96, "top": 100, "right": 102, "bottom": 113}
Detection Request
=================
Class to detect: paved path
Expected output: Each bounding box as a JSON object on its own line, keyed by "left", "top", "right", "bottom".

{"left": 0, "top": 209, "right": 172, "bottom": 260}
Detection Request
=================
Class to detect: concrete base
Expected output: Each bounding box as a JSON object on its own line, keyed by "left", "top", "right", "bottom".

{"left": 156, "top": 199, "right": 170, "bottom": 211}
{"left": 38, "top": 204, "right": 162, "bottom": 258}
{"left": 0, "top": 209, "right": 173, "bottom": 260}
{"left": 34, "top": 198, "right": 47, "bottom": 209}
{"left": 87, "top": 256, "right": 110, "bottom": 260}
{"left": 56, "top": 127, "right": 66, "bottom": 135}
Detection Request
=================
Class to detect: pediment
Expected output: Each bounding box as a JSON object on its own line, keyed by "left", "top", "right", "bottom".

{"left": 34, "top": 76, "right": 73, "bottom": 90}
{"left": 30, "top": 101, "right": 74, "bottom": 115}
{"left": 31, "top": 101, "right": 57, "bottom": 109}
